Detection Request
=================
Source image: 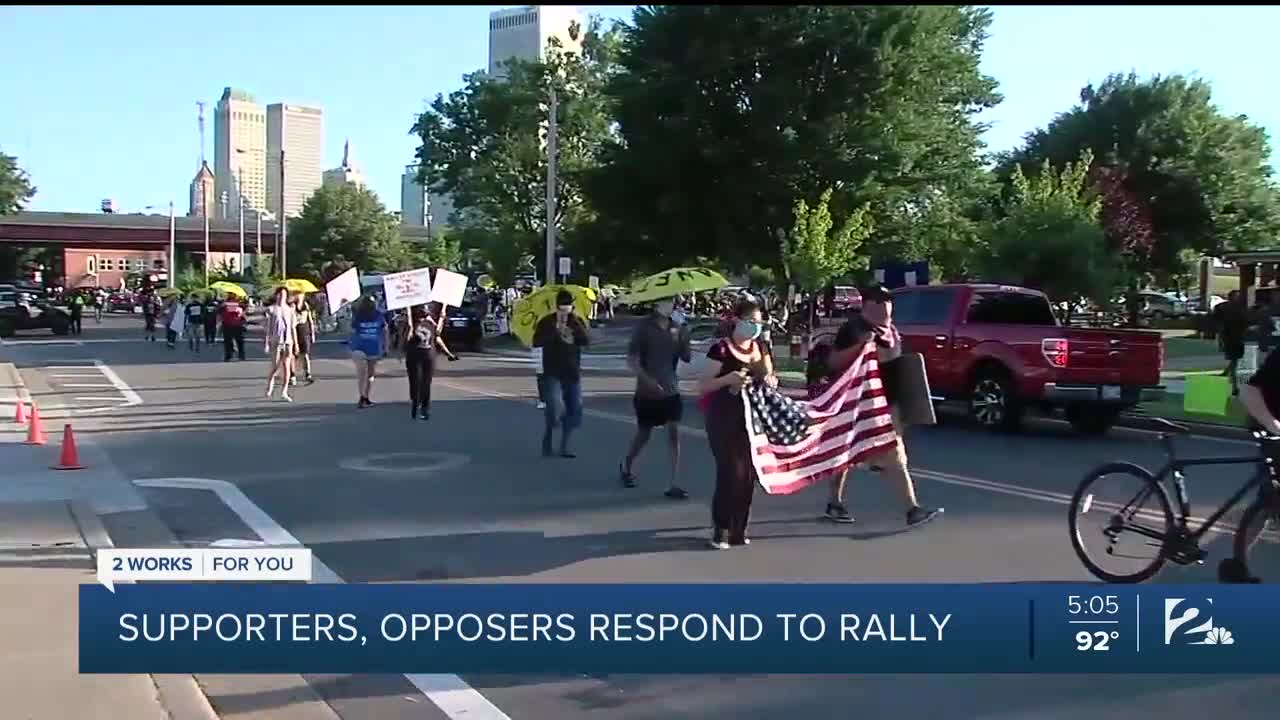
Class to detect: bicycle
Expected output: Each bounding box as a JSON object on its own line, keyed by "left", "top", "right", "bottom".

{"left": 1068, "top": 417, "right": 1280, "bottom": 583}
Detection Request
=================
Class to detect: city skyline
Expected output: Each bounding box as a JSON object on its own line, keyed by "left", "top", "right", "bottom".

{"left": 2, "top": 5, "right": 1276, "bottom": 218}
{"left": 267, "top": 103, "right": 325, "bottom": 220}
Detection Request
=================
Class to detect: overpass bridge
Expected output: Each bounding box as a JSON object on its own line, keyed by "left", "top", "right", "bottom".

{"left": 0, "top": 211, "right": 281, "bottom": 252}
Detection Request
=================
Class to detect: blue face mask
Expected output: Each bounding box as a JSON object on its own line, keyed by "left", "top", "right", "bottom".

{"left": 735, "top": 320, "right": 761, "bottom": 341}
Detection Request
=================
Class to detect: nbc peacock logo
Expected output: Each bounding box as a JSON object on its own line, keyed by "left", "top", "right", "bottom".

{"left": 1164, "top": 598, "right": 1235, "bottom": 646}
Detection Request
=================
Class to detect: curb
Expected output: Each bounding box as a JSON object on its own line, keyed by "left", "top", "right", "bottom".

{"left": 77, "top": 502, "right": 221, "bottom": 720}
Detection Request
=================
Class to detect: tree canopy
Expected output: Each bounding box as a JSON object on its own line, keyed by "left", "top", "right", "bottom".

{"left": 287, "top": 183, "right": 414, "bottom": 278}
{"left": 583, "top": 5, "right": 1001, "bottom": 276}
{"left": 997, "top": 72, "right": 1280, "bottom": 282}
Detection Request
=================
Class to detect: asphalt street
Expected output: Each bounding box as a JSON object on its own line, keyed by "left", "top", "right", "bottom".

{"left": 3, "top": 315, "right": 1279, "bottom": 720}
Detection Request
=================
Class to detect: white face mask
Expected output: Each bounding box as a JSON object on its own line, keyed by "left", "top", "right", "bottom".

{"left": 734, "top": 320, "right": 761, "bottom": 341}
{"left": 654, "top": 301, "right": 674, "bottom": 317}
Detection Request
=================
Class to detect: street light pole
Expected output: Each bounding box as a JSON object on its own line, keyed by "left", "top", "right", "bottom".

{"left": 168, "top": 201, "right": 176, "bottom": 289}
{"left": 203, "top": 208, "right": 210, "bottom": 286}
{"left": 545, "top": 85, "right": 558, "bottom": 285}
{"left": 255, "top": 211, "right": 262, "bottom": 257}
{"left": 279, "top": 149, "right": 287, "bottom": 279}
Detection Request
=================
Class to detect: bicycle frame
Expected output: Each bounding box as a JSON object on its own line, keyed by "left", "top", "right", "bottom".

{"left": 1114, "top": 431, "right": 1267, "bottom": 549}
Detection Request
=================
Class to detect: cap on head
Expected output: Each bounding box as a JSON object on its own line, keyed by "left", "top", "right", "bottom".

{"left": 555, "top": 290, "right": 574, "bottom": 307}
{"left": 860, "top": 284, "right": 893, "bottom": 304}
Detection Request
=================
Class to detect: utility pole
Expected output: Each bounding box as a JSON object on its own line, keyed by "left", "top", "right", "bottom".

{"left": 203, "top": 209, "right": 210, "bottom": 286}
{"left": 168, "top": 201, "right": 176, "bottom": 289}
{"left": 237, "top": 168, "right": 245, "bottom": 276}
{"left": 544, "top": 86, "right": 558, "bottom": 285}
{"left": 279, "top": 149, "right": 287, "bottom": 279}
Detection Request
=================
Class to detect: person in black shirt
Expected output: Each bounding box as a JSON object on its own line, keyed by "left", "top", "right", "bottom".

{"left": 823, "top": 285, "right": 941, "bottom": 528}
{"left": 1217, "top": 291, "right": 1248, "bottom": 395}
{"left": 402, "top": 303, "right": 457, "bottom": 420}
{"left": 533, "top": 290, "right": 589, "bottom": 458}
{"left": 1219, "top": 345, "right": 1280, "bottom": 583}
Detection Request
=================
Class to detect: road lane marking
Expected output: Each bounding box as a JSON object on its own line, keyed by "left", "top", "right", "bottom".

{"left": 134, "top": 477, "right": 514, "bottom": 720}
{"left": 437, "top": 378, "right": 1246, "bottom": 536}
{"left": 61, "top": 383, "right": 116, "bottom": 388}
{"left": 93, "top": 360, "right": 142, "bottom": 408}
{"left": 338, "top": 452, "right": 471, "bottom": 474}
{"left": 52, "top": 373, "right": 103, "bottom": 378}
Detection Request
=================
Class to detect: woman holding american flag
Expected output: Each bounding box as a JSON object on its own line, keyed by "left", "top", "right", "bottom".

{"left": 698, "top": 298, "right": 778, "bottom": 550}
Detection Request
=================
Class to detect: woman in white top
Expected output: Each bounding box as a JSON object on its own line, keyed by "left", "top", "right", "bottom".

{"left": 264, "top": 287, "right": 298, "bottom": 401}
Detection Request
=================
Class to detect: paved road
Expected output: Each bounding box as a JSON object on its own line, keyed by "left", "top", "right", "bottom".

{"left": 4, "top": 316, "right": 1279, "bottom": 719}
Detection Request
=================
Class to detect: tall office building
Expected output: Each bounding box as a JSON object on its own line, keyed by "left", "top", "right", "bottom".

{"left": 322, "top": 139, "right": 366, "bottom": 189}
{"left": 188, "top": 161, "right": 215, "bottom": 218}
{"left": 401, "top": 165, "right": 426, "bottom": 226}
{"left": 213, "top": 87, "right": 267, "bottom": 219}
{"left": 487, "top": 5, "right": 583, "bottom": 80}
{"left": 266, "top": 103, "right": 324, "bottom": 219}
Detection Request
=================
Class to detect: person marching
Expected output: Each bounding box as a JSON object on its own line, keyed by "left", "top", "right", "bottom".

{"left": 292, "top": 292, "right": 317, "bottom": 386}
{"left": 184, "top": 293, "right": 205, "bottom": 353}
{"left": 822, "top": 285, "right": 942, "bottom": 527}
{"left": 219, "top": 293, "right": 247, "bottom": 361}
{"left": 348, "top": 295, "right": 388, "bottom": 408}
{"left": 68, "top": 291, "right": 84, "bottom": 335}
{"left": 263, "top": 287, "right": 297, "bottom": 402}
{"left": 142, "top": 289, "right": 158, "bottom": 342}
{"left": 533, "top": 290, "right": 589, "bottom": 458}
{"left": 698, "top": 298, "right": 777, "bottom": 549}
{"left": 202, "top": 295, "right": 218, "bottom": 347}
{"left": 403, "top": 302, "right": 458, "bottom": 421}
{"left": 620, "top": 297, "right": 692, "bottom": 499}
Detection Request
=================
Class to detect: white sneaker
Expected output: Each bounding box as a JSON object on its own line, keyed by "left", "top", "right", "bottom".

{"left": 536, "top": 401, "right": 546, "bottom": 409}
{"left": 290, "top": 377, "right": 298, "bottom": 387}
{"left": 281, "top": 391, "right": 293, "bottom": 403}
{"left": 266, "top": 381, "right": 276, "bottom": 398}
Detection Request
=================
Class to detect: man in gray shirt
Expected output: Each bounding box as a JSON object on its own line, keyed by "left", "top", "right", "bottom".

{"left": 620, "top": 298, "right": 692, "bottom": 499}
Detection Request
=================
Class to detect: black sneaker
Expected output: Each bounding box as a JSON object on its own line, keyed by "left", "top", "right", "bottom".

{"left": 306, "top": 376, "right": 316, "bottom": 386}
{"left": 907, "top": 506, "right": 943, "bottom": 527}
{"left": 410, "top": 405, "right": 419, "bottom": 419}
{"left": 664, "top": 487, "right": 689, "bottom": 500}
{"left": 420, "top": 410, "right": 431, "bottom": 421}
{"left": 825, "top": 503, "right": 855, "bottom": 524}
{"left": 357, "top": 397, "right": 370, "bottom": 409}
{"left": 620, "top": 465, "right": 637, "bottom": 488}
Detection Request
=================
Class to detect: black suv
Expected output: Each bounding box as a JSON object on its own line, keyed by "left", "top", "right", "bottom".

{"left": 441, "top": 302, "right": 483, "bottom": 352}
{"left": 0, "top": 286, "right": 72, "bottom": 338}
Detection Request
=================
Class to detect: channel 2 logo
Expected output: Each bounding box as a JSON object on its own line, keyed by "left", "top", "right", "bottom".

{"left": 1164, "top": 598, "right": 1235, "bottom": 646}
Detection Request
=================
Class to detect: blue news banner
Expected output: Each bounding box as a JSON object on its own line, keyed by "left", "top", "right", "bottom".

{"left": 79, "top": 584, "right": 1280, "bottom": 674}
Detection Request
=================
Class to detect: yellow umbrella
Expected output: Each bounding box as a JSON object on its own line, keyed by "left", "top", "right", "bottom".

{"left": 156, "top": 287, "right": 181, "bottom": 298}
{"left": 208, "top": 281, "right": 247, "bottom": 298}
{"left": 620, "top": 267, "right": 728, "bottom": 304}
{"left": 510, "top": 284, "right": 595, "bottom": 347}
{"left": 281, "top": 278, "right": 319, "bottom": 294}
{"left": 476, "top": 274, "right": 496, "bottom": 290}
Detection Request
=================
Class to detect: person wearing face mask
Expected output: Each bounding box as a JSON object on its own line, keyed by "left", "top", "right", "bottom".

{"left": 698, "top": 298, "right": 777, "bottom": 549}
{"left": 822, "top": 285, "right": 942, "bottom": 527}
{"left": 620, "top": 296, "right": 693, "bottom": 499}
{"left": 533, "top": 290, "right": 590, "bottom": 457}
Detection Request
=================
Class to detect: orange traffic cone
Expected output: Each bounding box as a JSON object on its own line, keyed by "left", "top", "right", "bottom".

{"left": 24, "top": 405, "right": 46, "bottom": 445}
{"left": 52, "top": 424, "right": 84, "bottom": 471}
{"left": 13, "top": 399, "right": 27, "bottom": 424}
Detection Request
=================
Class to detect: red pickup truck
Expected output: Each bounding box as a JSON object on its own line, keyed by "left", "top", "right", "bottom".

{"left": 892, "top": 283, "right": 1165, "bottom": 434}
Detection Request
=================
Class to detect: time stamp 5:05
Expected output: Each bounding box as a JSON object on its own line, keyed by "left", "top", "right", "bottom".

{"left": 1067, "top": 594, "right": 1126, "bottom": 652}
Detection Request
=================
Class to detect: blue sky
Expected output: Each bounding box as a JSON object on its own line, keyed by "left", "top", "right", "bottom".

{"left": 2, "top": 5, "right": 1276, "bottom": 216}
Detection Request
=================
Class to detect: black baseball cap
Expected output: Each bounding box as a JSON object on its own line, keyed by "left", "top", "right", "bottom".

{"left": 860, "top": 284, "right": 893, "bottom": 303}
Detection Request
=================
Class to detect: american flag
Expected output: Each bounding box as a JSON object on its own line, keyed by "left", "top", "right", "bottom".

{"left": 747, "top": 343, "right": 898, "bottom": 495}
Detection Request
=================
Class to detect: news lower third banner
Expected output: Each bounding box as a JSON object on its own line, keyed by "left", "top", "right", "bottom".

{"left": 79, "top": 584, "right": 1279, "bottom": 674}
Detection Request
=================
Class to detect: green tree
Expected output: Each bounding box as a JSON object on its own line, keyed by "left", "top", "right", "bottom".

{"left": 0, "top": 152, "right": 38, "bottom": 279}
{"left": 411, "top": 17, "right": 621, "bottom": 251}
{"left": 0, "top": 152, "right": 35, "bottom": 215}
{"left": 784, "top": 188, "right": 872, "bottom": 342}
{"left": 997, "top": 73, "right": 1280, "bottom": 279}
{"left": 984, "top": 152, "right": 1117, "bottom": 307}
{"left": 420, "top": 227, "right": 462, "bottom": 270}
{"left": 586, "top": 5, "right": 1000, "bottom": 276}
{"left": 288, "top": 183, "right": 411, "bottom": 278}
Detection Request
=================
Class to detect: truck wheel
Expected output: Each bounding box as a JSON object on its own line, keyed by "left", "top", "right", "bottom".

{"left": 51, "top": 320, "right": 71, "bottom": 336}
{"left": 1067, "top": 406, "right": 1121, "bottom": 435}
{"left": 0, "top": 319, "right": 14, "bottom": 338}
{"left": 969, "top": 371, "right": 1023, "bottom": 432}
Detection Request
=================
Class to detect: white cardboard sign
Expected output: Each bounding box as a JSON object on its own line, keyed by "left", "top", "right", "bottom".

{"left": 383, "top": 267, "right": 433, "bottom": 311}
{"left": 324, "top": 267, "right": 361, "bottom": 314}
{"left": 429, "top": 268, "right": 469, "bottom": 308}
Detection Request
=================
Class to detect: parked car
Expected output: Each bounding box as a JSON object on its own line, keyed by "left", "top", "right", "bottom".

{"left": 0, "top": 288, "right": 73, "bottom": 338}
{"left": 441, "top": 302, "right": 483, "bottom": 352}
{"left": 1185, "top": 294, "right": 1226, "bottom": 315}
{"left": 1137, "top": 290, "right": 1186, "bottom": 322}
{"left": 892, "top": 283, "right": 1165, "bottom": 434}
{"left": 830, "top": 286, "right": 862, "bottom": 315}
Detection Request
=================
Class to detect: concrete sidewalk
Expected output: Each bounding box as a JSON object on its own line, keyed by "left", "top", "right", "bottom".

{"left": 0, "top": 500, "right": 216, "bottom": 720}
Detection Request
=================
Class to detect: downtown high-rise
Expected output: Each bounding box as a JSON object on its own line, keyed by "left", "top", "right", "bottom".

{"left": 487, "top": 5, "right": 583, "bottom": 80}
{"left": 267, "top": 103, "right": 324, "bottom": 219}
{"left": 213, "top": 87, "right": 267, "bottom": 220}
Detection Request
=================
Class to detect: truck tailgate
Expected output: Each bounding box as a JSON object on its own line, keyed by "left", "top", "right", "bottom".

{"left": 1060, "top": 328, "right": 1163, "bottom": 386}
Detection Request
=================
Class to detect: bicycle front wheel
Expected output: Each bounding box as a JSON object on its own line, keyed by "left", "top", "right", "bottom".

{"left": 1233, "top": 491, "right": 1280, "bottom": 582}
{"left": 1069, "top": 463, "right": 1175, "bottom": 583}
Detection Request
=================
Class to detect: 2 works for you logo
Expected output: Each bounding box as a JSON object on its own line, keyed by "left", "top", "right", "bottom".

{"left": 1164, "top": 598, "right": 1235, "bottom": 646}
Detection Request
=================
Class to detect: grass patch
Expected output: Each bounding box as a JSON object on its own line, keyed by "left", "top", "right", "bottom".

{"left": 1164, "top": 336, "right": 1219, "bottom": 359}
{"left": 1137, "top": 393, "right": 1248, "bottom": 428}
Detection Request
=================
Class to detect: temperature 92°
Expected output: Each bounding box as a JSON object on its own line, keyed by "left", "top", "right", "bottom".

{"left": 1076, "top": 630, "right": 1119, "bottom": 651}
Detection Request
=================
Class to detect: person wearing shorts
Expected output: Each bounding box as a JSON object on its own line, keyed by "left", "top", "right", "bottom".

{"left": 348, "top": 295, "right": 387, "bottom": 408}
{"left": 292, "top": 292, "right": 316, "bottom": 386}
{"left": 264, "top": 287, "right": 297, "bottom": 401}
{"left": 620, "top": 297, "right": 692, "bottom": 499}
